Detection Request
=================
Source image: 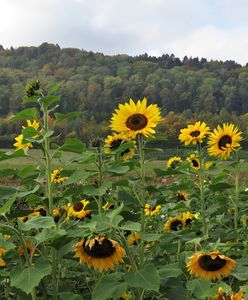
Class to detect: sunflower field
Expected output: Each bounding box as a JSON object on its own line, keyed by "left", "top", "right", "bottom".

{"left": 0, "top": 81, "right": 248, "bottom": 300}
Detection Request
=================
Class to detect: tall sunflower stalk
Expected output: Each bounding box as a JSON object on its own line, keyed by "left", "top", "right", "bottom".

{"left": 110, "top": 98, "right": 163, "bottom": 300}
{"left": 233, "top": 152, "right": 240, "bottom": 232}
{"left": 197, "top": 142, "right": 207, "bottom": 236}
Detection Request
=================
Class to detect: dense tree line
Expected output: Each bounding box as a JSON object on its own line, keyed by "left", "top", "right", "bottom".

{"left": 1, "top": 42, "right": 248, "bottom": 148}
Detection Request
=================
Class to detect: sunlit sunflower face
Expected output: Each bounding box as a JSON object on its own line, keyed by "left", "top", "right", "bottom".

{"left": 110, "top": 98, "right": 163, "bottom": 138}
{"left": 74, "top": 236, "right": 125, "bottom": 271}
{"left": 179, "top": 121, "right": 210, "bottom": 146}
{"left": 127, "top": 232, "right": 141, "bottom": 245}
{"left": 187, "top": 154, "right": 200, "bottom": 170}
{"left": 208, "top": 123, "right": 242, "bottom": 160}
{"left": 67, "top": 200, "right": 91, "bottom": 219}
{"left": 13, "top": 134, "right": 33, "bottom": 151}
{"left": 51, "top": 168, "right": 67, "bottom": 184}
{"left": 167, "top": 156, "right": 183, "bottom": 169}
{"left": 104, "top": 133, "right": 135, "bottom": 160}
{"left": 164, "top": 216, "right": 183, "bottom": 231}
{"left": 213, "top": 287, "right": 245, "bottom": 300}
{"left": 182, "top": 211, "right": 198, "bottom": 227}
{"left": 144, "top": 203, "right": 161, "bottom": 216}
{"left": 187, "top": 251, "right": 236, "bottom": 280}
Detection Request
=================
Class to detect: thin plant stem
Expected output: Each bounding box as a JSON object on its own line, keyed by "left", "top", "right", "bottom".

{"left": 137, "top": 134, "right": 146, "bottom": 267}
{"left": 197, "top": 143, "right": 207, "bottom": 236}
{"left": 234, "top": 152, "right": 240, "bottom": 232}
{"left": 42, "top": 103, "right": 53, "bottom": 215}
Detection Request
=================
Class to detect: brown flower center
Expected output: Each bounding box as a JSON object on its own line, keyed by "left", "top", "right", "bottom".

{"left": 83, "top": 238, "right": 116, "bottom": 258}
{"left": 176, "top": 193, "right": 186, "bottom": 201}
{"left": 218, "top": 135, "right": 232, "bottom": 150}
{"left": 190, "top": 130, "right": 200, "bottom": 137}
{"left": 170, "top": 220, "right": 183, "bottom": 231}
{"left": 191, "top": 159, "right": 199, "bottom": 168}
{"left": 126, "top": 113, "right": 148, "bottom": 131}
{"left": 198, "top": 255, "right": 226, "bottom": 271}
{"left": 110, "top": 139, "right": 122, "bottom": 150}
{"left": 73, "top": 202, "right": 84, "bottom": 212}
{"left": 38, "top": 208, "right": 46, "bottom": 216}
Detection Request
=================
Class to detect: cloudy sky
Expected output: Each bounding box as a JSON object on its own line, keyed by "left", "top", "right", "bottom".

{"left": 1, "top": 0, "right": 248, "bottom": 64}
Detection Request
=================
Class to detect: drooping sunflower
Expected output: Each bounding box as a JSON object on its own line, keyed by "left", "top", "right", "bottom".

{"left": 104, "top": 133, "right": 135, "bottom": 160}
{"left": 144, "top": 203, "right": 161, "bottom": 216}
{"left": 18, "top": 241, "right": 35, "bottom": 257}
{"left": 167, "top": 156, "right": 183, "bottom": 169}
{"left": 110, "top": 98, "right": 163, "bottom": 138}
{"left": 67, "top": 200, "right": 91, "bottom": 219}
{"left": 208, "top": 123, "right": 242, "bottom": 160}
{"left": 74, "top": 236, "right": 126, "bottom": 271}
{"left": 176, "top": 191, "right": 189, "bottom": 201}
{"left": 51, "top": 168, "right": 67, "bottom": 184}
{"left": 127, "top": 232, "right": 141, "bottom": 245}
{"left": 0, "top": 248, "right": 6, "bottom": 267}
{"left": 179, "top": 121, "right": 210, "bottom": 145}
{"left": 164, "top": 215, "right": 183, "bottom": 231}
{"left": 213, "top": 287, "right": 244, "bottom": 300}
{"left": 102, "top": 201, "right": 115, "bottom": 210}
{"left": 182, "top": 211, "right": 199, "bottom": 227}
{"left": 13, "top": 134, "right": 33, "bottom": 151}
{"left": 18, "top": 206, "right": 47, "bottom": 222}
{"left": 187, "top": 251, "right": 236, "bottom": 280}
{"left": 187, "top": 154, "right": 200, "bottom": 170}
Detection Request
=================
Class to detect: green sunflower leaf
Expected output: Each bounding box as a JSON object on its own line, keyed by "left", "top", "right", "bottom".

{"left": 158, "top": 263, "right": 182, "bottom": 282}
{"left": 9, "top": 107, "right": 37, "bottom": 121}
{"left": 18, "top": 216, "right": 55, "bottom": 231}
{"left": 92, "top": 273, "right": 126, "bottom": 300}
{"left": 0, "top": 194, "right": 16, "bottom": 214}
{"left": 124, "top": 264, "right": 160, "bottom": 291}
{"left": 10, "top": 257, "right": 52, "bottom": 294}
{"left": 0, "top": 149, "right": 26, "bottom": 161}
{"left": 59, "top": 138, "right": 86, "bottom": 153}
{"left": 209, "top": 182, "right": 234, "bottom": 191}
{"left": 186, "top": 279, "right": 215, "bottom": 299}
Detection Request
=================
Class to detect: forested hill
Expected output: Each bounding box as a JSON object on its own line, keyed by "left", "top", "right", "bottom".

{"left": 0, "top": 42, "right": 248, "bottom": 121}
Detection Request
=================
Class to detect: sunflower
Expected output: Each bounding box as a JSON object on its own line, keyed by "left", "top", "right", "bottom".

{"left": 51, "top": 168, "right": 67, "bottom": 184}
{"left": 213, "top": 287, "right": 244, "bottom": 300}
{"left": 182, "top": 211, "right": 199, "bottom": 227}
{"left": 179, "top": 121, "right": 210, "bottom": 145}
{"left": 110, "top": 98, "right": 163, "bottom": 138}
{"left": 13, "top": 134, "right": 33, "bottom": 151}
{"left": 22, "top": 119, "right": 40, "bottom": 131}
{"left": 164, "top": 215, "right": 183, "bottom": 231}
{"left": 187, "top": 154, "right": 200, "bottom": 170}
{"left": 104, "top": 133, "right": 135, "bottom": 160}
{"left": 18, "top": 241, "right": 35, "bottom": 257}
{"left": 53, "top": 207, "right": 67, "bottom": 223}
{"left": 208, "top": 124, "right": 242, "bottom": 160}
{"left": 120, "top": 293, "right": 132, "bottom": 300}
{"left": 102, "top": 200, "right": 115, "bottom": 210}
{"left": 0, "top": 248, "right": 6, "bottom": 267}
{"left": 18, "top": 206, "right": 47, "bottom": 222}
{"left": 67, "top": 200, "right": 91, "bottom": 219}
{"left": 187, "top": 251, "right": 236, "bottom": 280}
{"left": 144, "top": 203, "right": 161, "bottom": 216}
{"left": 205, "top": 161, "right": 215, "bottom": 170}
{"left": 127, "top": 232, "right": 141, "bottom": 245}
{"left": 176, "top": 191, "right": 189, "bottom": 201}
{"left": 74, "top": 236, "right": 126, "bottom": 271}
{"left": 167, "top": 156, "right": 183, "bottom": 169}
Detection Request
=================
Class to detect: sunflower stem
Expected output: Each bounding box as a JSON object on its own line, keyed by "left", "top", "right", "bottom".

{"left": 52, "top": 248, "right": 59, "bottom": 300}
{"left": 42, "top": 103, "right": 53, "bottom": 215}
{"left": 197, "top": 143, "right": 207, "bottom": 236}
{"left": 96, "top": 144, "right": 104, "bottom": 215}
{"left": 234, "top": 152, "right": 240, "bottom": 233}
{"left": 137, "top": 135, "right": 146, "bottom": 267}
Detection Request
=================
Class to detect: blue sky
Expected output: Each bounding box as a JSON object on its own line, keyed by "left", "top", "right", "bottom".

{"left": 1, "top": 0, "right": 248, "bottom": 64}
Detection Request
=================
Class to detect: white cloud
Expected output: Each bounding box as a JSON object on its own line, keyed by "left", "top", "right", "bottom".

{"left": 0, "top": 0, "right": 248, "bottom": 64}
{"left": 167, "top": 25, "right": 248, "bottom": 65}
